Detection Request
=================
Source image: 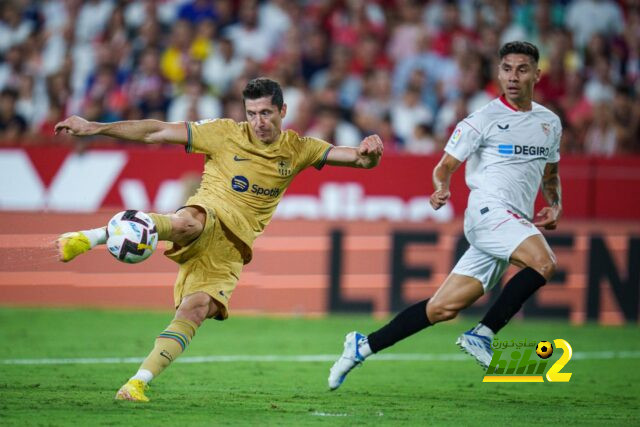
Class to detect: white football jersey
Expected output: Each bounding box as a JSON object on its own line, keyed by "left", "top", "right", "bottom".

{"left": 445, "top": 96, "right": 562, "bottom": 219}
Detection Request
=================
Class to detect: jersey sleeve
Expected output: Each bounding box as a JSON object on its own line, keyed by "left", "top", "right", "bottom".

{"left": 547, "top": 117, "right": 562, "bottom": 163}
{"left": 299, "top": 136, "right": 333, "bottom": 170}
{"left": 185, "top": 118, "right": 236, "bottom": 154}
{"left": 444, "top": 115, "right": 483, "bottom": 162}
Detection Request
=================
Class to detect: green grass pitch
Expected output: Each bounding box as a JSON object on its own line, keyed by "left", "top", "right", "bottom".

{"left": 0, "top": 307, "right": 638, "bottom": 426}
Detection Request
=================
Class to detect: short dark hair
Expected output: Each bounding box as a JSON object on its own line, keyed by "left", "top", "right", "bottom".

{"left": 499, "top": 41, "right": 539, "bottom": 64}
{"left": 1, "top": 87, "right": 18, "bottom": 101}
{"left": 242, "top": 77, "right": 284, "bottom": 110}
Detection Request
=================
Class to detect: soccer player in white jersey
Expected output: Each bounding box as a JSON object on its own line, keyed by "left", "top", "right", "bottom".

{"left": 328, "top": 41, "right": 563, "bottom": 389}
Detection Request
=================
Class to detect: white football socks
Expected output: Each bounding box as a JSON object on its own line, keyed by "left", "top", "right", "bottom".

{"left": 474, "top": 323, "right": 495, "bottom": 340}
{"left": 130, "top": 368, "right": 154, "bottom": 384}
{"left": 359, "top": 337, "right": 373, "bottom": 359}
{"left": 81, "top": 227, "right": 107, "bottom": 248}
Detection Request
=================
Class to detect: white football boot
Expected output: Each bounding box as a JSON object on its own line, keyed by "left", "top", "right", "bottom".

{"left": 456, "top": 326, "right": 494, "bottom": 369}
{"left": 328, "top": 331, "right": 367, "bottom": 390}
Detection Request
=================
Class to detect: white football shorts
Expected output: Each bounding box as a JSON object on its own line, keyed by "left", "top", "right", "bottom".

{"left": 452, "top": 200, "right": 541, "bottom": 291}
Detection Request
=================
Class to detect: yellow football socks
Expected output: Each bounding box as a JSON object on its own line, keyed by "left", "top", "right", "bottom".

{"left": 140, "top": 318, "right": 197, "bottom": 377}
{"left": 148, "top": 213, "right": 172, "bottom": 241}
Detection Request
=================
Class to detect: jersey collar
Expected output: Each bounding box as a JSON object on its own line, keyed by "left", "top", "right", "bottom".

{"left": 499, "top": 94, "right": 533, "bottom": 112}
{"left": 499, "top": 94, "right": 518, "bottom": 111}
{"left": 247, "top": 125, "right": 285, "bottom": 150}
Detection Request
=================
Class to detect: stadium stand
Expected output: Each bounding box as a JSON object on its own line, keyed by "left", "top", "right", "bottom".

{"left": 0, "top": 0, "right": 637, "bottom": 155}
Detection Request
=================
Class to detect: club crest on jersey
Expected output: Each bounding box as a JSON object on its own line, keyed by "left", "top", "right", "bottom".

{"left": 541, "top": 123, "right": 551, "bottom": 136}
{"left": 277, "top": 159, "right": 292, "bottom": 176}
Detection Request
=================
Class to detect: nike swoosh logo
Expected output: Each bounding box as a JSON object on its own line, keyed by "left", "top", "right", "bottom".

{"left": 234, "top": 155, "right": 250, "bottom": 161}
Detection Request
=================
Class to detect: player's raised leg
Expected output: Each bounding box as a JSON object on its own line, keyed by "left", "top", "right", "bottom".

{"left": 459, "top": 234, "right": 556, "bottom": 367}
{"left": 55, "top": 207, "right": 204, "bottom": 262}
{"left": 328, "top": 274, "right": 483, "bottom": 390}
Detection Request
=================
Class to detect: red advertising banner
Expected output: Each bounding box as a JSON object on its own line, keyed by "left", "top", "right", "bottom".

{"left": 0, "top": 212, "right": 638, "bottom": 324}
{"left": 1, "top": 147, "right": 640, "bottom": 220}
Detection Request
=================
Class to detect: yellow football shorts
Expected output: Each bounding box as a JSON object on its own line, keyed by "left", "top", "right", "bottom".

{"left": 164, "top": 205, "right": 244, "bottom": 320}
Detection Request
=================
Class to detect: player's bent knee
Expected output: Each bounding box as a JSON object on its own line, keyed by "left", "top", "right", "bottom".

{"left": 532, "top": 257, "right": 557, "bottom": 280}
{"left": 438, "top": 309, "right": 459, "bottom": 322}
{"left": 427, "top": 300, "right": 460, "bottom": 323}
{"left": 175, "top": 292, "right": 213, "bottom": 326}
{"left": 175, "top": 307, "right": 207, "bottom": 326}
{"left": 171, "top": 215, "right": 204, "bottom": 246}
{"left": 430, "top": 310, "right": 458, "bottom": 323}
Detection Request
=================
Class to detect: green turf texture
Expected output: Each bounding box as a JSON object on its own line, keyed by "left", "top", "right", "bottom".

{"left": 0, "top": 307, "right": 638, "bottom": 426}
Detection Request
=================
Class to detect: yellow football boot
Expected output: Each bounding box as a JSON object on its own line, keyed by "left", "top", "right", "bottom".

{"left": 115, "top": 379, "right": 150, "bottom": 402}
{"left": 56, "top": 232, "right": 91, "bottom": 262}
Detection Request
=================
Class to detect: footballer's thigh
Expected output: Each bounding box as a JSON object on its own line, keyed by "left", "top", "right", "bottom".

{"left": 509, "top": 234, "right": 557, "bottom": 279}
{"left": 427, "top": 273, "right": 485, "bottom": 323}
{"left": 465, "top": 202, "right": 549, "bottom": 275}
{"left": 428, "top": 244, "right": 511, "bottom": 323}
{"left": 168, "top": 206, "right": 244, "bottom": 321}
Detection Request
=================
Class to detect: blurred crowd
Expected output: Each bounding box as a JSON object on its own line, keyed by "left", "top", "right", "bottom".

{"left": 0, "top": 0, "right": 639, "bottom": 156}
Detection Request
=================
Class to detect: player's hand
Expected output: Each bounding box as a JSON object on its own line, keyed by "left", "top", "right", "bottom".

{"left": 534, "top": 205, "right": 562, "bottom": 230}
{"left": 54, "top": 115, "right": 98, "bottom": 136}
{"left": 430, "top": 189, "right": 451, "bottom": 210}
{"left": 358, "top": 134, "right": 383, "bottom": 167}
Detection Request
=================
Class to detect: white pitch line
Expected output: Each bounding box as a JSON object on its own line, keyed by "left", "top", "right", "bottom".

{"left": 310, "top": 412, "right": 349, "bottom": 417}
{"left": 1, "top": 351, "right": 640, "bottom": 366}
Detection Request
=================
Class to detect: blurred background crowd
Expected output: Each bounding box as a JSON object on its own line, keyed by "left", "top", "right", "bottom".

{"left": 0, "top": 0, "right": 638, "bottom": 156}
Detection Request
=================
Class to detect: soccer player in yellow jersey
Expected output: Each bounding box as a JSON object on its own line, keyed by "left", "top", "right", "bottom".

{"left": 54, "top": 78, "right": 383, "bottom": 402}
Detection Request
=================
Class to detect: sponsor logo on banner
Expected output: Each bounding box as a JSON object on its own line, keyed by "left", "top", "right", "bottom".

{"left": 0, "top": 147, "right": 464, "bottom": 221}
{"left": 274, "top": 183, "right": 453, "bottom": 222}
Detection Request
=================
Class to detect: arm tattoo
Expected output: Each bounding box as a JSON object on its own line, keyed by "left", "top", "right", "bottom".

{"left": 541, "top": 162, "right": 562, "bottom": 207}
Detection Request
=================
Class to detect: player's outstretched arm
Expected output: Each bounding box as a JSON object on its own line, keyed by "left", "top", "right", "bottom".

{"left": 54, "top": 115, "right": 188, "bottom": 146}
{"left": 325, "top": 134, "right": 383, "bottom": 169}
{"left": 430, "top": 153, "right": 462, "bottom": 210}
{"left": 534, "top": 162, "right": 562, "bottom": 230}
